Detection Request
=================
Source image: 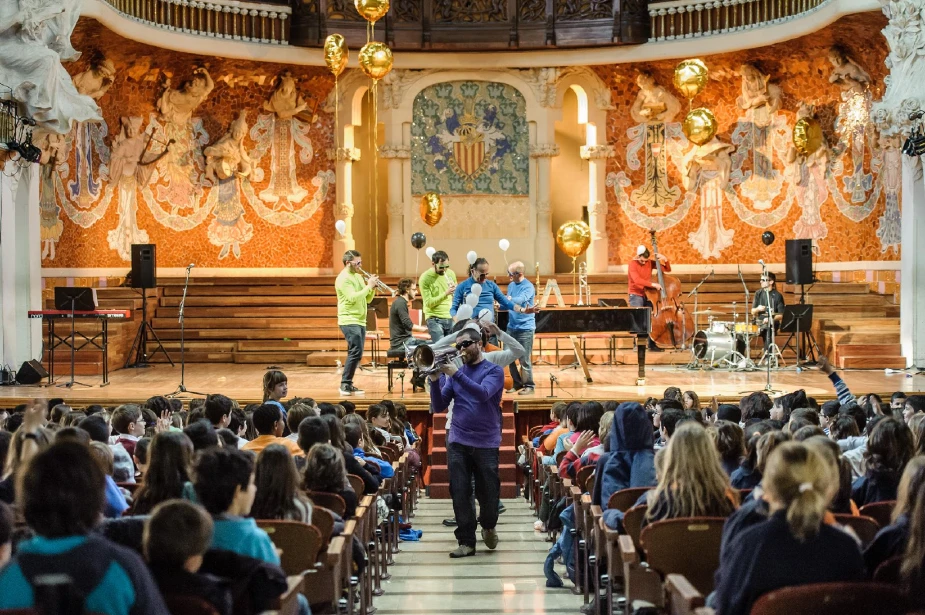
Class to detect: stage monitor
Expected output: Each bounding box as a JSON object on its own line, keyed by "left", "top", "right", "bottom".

{"left": 54, "top": 287, "right": 98, "bottom": 311}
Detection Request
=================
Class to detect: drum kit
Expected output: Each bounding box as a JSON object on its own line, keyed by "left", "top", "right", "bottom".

{"left": 688, "top": 303, "right": 762, "bottom": 370}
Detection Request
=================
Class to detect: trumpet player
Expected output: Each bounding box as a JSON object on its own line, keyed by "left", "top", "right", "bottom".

{"left": 336, "top": 250, "right": 377, "bottom": 396}
{"left": 419, "top": 250, "right": 457, "bottom": 342}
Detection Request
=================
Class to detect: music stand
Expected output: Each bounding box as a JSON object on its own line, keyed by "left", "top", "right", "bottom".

{"left": 779, "top": 304, "right": 817, "bottom": 367}
{"left": 54, "top": 287, "right": 97, "bottom": 388}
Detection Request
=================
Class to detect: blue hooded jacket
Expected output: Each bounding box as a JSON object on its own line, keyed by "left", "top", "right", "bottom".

{"left": 595, "top": 402, "right": 656, "bottom": 528}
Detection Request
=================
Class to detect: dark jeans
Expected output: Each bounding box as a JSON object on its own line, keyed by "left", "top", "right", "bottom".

{"left": 340, "top": 324, "right": 366, "bottom": 386}
{"left": 426, "top": 317, "right": 454, "bottom": 342}
{"left": 508, "top": 329, "right": 535, "bottom": 389}
{"left": 448, "top": 441, "right": 500, "bottom": 547}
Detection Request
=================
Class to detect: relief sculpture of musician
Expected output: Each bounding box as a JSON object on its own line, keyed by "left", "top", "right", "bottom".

{"left": 751, "top": 272, "right": 785, "bottom": 352}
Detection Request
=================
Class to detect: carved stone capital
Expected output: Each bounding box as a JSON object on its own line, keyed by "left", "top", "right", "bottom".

{"left": 327, "top": 147, "right": 361, "bottom": 162}
{"left": 530, "top": 144, "right": 560, "bottom": 158}
{"left": 587, "top": 200, "right": 608, "bottom": 216}
{"left": 580, "top": 144, "right": 616, "bottom": 160}
{"left": 875, "top": 0, "right": 925, "bottom": 136}
{"left": 379, "top": 144, "right": 411, "bottom": 159}
{"left": 535, "top": 200, "right": 552, "bottom": 215}
{"left": 334, "top": 202, "right": 355, "bottom": 218}
{"left": 387, "top": 201, "right": 404, "bottom": 216}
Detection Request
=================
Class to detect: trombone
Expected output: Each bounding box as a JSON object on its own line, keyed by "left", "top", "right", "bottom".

{"left": 356, "top": 265, "right": 396, "bottom": 295}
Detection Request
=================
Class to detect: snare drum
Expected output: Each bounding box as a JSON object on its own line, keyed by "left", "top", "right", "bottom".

{"left": 708, "top": 320, "right": 734, "bottom": 334}
{"left": 734, "top": 323, "right": 759, "bottom": 335}
{"left": 693, "top": 330, "right": 747, "bottom": 365}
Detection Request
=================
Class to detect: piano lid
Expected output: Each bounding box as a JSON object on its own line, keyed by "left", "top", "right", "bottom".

{"left": 496, "top": 306, "right": 650, "bottom": 335}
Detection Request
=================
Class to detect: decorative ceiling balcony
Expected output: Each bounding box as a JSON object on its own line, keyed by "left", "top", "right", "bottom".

{"left": 96, "top": 0, "right": 846, "bottom": 50}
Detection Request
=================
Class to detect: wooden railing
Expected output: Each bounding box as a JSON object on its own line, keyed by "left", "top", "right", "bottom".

{"left": 647, "top": 0, "right": 830, "bottom": 41}
{"left": 99, "top": 0, "right": 291, "bottom": 44}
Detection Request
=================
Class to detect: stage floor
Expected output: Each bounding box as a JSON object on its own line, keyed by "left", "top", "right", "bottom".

{"left": 0, "top": 362, "right": 921, "bottom": 408}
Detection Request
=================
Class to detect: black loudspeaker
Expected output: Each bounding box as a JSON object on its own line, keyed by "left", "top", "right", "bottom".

{"left": 16, "top": 360, "right": 48, "bottom": 385}
{"left": 785, "top": 239, "right": 814, "bottom": 286}
{"left": 131, "top": 244, "right": 156, "bottom": 289}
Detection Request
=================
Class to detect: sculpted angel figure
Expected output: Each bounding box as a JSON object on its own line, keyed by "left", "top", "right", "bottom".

{"left": 736, "top": 63, "right": 781, "bottom": 114}
{"left": 204, "top": 110, "right": 251, "bottom": 184}
{"left": 72, "top": 54, "right": 116, "bottom": 100}
{"left": 0, "top": 0, "right": 101, "bottom": 132}
{"left": 157, "top": 66, "right": 214, "bottom": 125}
{"left": 630, "top": 72, "right": 681, "bottom": 124}
{"left": 265, "top": 71, "right": 308, "bottom": 120}
{"left": 828, "top": 47, "right": 871, "bottom": 94}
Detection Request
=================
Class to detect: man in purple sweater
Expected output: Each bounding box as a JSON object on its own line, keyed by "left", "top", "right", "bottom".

{"left": 429, "top": 327, "right": 505, "bottom": 558}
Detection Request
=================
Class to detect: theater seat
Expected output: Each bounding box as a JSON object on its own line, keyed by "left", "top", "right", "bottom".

{"left": 749, "top": 582, "right": 908, "bottom": 615}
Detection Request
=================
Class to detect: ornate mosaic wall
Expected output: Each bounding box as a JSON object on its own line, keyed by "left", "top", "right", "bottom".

{"left": 595, "top": 12, "right": 896, "bottom": 265}
{"left": 43, "top": 19, "right": 336, "bottom": 269}
{"left": 410, "top": 81, "right": 529, "bottom": 196}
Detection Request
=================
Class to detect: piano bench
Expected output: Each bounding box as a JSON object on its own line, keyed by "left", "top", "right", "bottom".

{"left": 581, "top": 333, "right": 616, "bottom": 366}
{"left": 387, "top": 358, "right": 408, "bottom": 392}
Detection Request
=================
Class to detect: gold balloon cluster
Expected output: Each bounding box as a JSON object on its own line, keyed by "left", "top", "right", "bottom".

{"left": 323, "top": 34, "right": 348, "bottom": 78}
{"left": 674, "top": 59, "right": 708, "bottom": 100}
{"left": 556, "top": 220, "right": 591, "bottom": 258}
{"left": 359, "top": 42, "right": 393, "bottom": 81}
{"left": 793, "top": 117, "right": 823, "bottom": 156}
{"left": 355, "top": 0, "right": 389, "bottom": 22}
{"left": 683, "top": 108, "right": 717, "bottom": 146}
{"left": 420, "top": 192, "right": 443, "bottom": 227}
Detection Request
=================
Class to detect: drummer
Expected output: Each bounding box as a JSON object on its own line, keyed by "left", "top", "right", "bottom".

{"left": 751, "top": 272, "right": 785, "bottom": 350}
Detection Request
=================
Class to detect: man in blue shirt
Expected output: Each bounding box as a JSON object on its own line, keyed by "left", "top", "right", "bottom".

{"left": 429, "top": 327, "right": 505, "bottom": 558}
{"left": 452, "top": 258, "right": 538, "bottom": 337}
{"left": 505, "top": 261, "right": 536, "bottom": 395}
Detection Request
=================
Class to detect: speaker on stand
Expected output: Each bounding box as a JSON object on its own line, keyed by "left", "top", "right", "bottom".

{"left": 784, "top": 239, "right": 820, "bottom": 364}
{"left": 125, "top": 244, "right": 174, "bottom": 368}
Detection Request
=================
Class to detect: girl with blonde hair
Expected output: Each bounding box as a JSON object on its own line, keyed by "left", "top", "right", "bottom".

{"left": 714, "top": 442, "right": 864, "bottom": 615}
{"left": 644, "top": 421, "right": 736, "bottom": 526}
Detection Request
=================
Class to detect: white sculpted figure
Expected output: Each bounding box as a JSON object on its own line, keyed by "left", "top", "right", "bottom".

{"left": 0, "top": 0, "right": 100, "bottom": 133}
{"left": 204, "top": 110, "right": 251, "bottom": 184}
{"left": 264, "top": 71, "right": 308, "bottom": 120}
{"left": 736, "top": 63, "right": 781, "bottom": 114}
{"left": 157, "top": 67, "right": 214, "bottom": 125}
{"left": 630, "top": 72, "right": 681, "bottom": 124}
{"left": 684, "top": 137, "right": 736, "bottom": 259}
{"left": 828, "top": 47, "right": 871, "bottom": 94}
{"left": 72, "top": 55, "right": 116, "bottom": 100}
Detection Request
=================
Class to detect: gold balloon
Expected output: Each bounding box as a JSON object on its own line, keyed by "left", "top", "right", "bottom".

{"left": 323, "top": 34, "right": 348, "bottom": 78}
{"left": 682, "top": 108, "right": 717, "bottom": 146}
{"left": 556, "top": 221, "right": 592, "bottom": 259}
{"left": 358, "top": 42, "right": 393, "bottom": 82}
{"left": 793, "top": 117, "right": 823, "bottom": 156}
{"left": 674, "top": 59, "right": 709, "bottom": 100}
{"left": 355, "top": 0, "right": 390, "bottom": 22}
{"left": 420, "top": 192, "right": 443, "bottom": 227}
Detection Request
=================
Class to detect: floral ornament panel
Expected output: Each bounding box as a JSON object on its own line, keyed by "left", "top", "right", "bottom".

{"left": 411, "top": 80, "right": 528, "bottom": 196}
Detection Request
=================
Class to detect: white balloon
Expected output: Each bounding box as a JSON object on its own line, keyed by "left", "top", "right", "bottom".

{"left": 456, "top": 304, "right": 473, "bottom": 321}
{"left": 470, "top": 283, "right": 482, "bottom": 297}
{"left": 478, "top": 309, "right": 493, "bottom": 323}
{"left": 425, "top": 246, "right": 436, "bottom": 259}
{"left": 465, "top": 293, "right": 479, "bottom": 307}
{"left": 499, "top": 238, "right": 510, "bottom": 252}
{"left": 334, "top": 220, "right": 346, "bottom": 236}
{"left": 466, "top": 250, "right": 478, "bottom": 265}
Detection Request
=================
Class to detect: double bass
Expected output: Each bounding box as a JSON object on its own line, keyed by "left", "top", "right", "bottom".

{"left": 643, "top": 230, "right": 694, "bottom": 349}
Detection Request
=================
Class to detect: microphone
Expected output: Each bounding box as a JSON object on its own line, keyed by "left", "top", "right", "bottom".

{"left": 187, "top": 263, "right": 195, "bottom": 269}
{"left": 711, "top": 268, "right": 715, "bottom": 278}
{"left": 758, "top": 259, "right": 765, "bottom": 266}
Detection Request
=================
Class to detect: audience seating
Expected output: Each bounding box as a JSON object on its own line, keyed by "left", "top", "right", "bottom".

{"left": 310, "top": 506, "right": 336, "bottom": 549}
{"left": 308, "top": 492, "right": 347, "bottom": 517}
{"left": 639, "top": 517, "right": 727, "bottom": 596}
{"left": 665, "top": 573, "right": 706, "bottom": 615}
{"left": 832, "top": 514, "right": 880, "bottom": 547}
{"left": 164, "top": 596, "right": 222, "bottom": 615}
{"left": 346, "top": 474, "right": 365, "bottom": 498}
{"left": 873, "top": 556, "right": 903, "bottom": 585}
{"left": 858, "top": 501, "right": 895, "bottom": 528}
{"left": 623, "top": 504, "right": 647, "bottom": 546}
{"left": 748, "top": 582, "right": 909, "bottom": 615}
{"left": 607, "top": 487, "right": 650, "bottom": 513}
{"left": 275, "top": 576, "right": 305, "bottom": 615}
{"left": 618, "top": 533, "right": 664, "bottom": 608}
{"left": 256, "top": 521, "right": 323, "bottom": 576}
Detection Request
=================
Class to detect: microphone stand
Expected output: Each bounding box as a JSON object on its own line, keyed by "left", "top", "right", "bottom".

{"left": 546, "top": 373, "right": 572, "bottom": 399}
{"left": 167, "top": 265, "right": 206, "bottom": 398}
{"left": 685, "top": 269, "right": 712, "bottom": 369}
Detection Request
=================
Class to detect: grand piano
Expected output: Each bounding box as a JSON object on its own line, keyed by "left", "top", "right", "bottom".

{"left": 497, "top": 305, "right": 651, "bottom": 383}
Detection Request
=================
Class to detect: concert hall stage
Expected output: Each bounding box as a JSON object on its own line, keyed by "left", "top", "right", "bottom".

{"left": 0, "top": 362, "right": 920, "bottom": 410}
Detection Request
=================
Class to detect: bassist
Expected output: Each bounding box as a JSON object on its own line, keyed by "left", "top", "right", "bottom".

{"left": 628, "top": 244, "right": 671, "bottom": 351}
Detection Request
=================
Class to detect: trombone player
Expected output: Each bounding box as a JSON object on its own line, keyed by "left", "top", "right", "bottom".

{"left": 336, "top": 250, "right": 378, "bottom": 396}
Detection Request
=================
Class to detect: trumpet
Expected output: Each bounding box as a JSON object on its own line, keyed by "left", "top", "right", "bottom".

{"left": 357, "top": 265, "right": 396, "bottom": 295}
{"left": 407, "top": 344, "right": 462, "bottom": 374}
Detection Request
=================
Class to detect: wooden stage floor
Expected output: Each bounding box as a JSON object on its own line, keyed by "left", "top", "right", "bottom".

{"left": 0, "top": 362, "right": 921, "bottom": 408}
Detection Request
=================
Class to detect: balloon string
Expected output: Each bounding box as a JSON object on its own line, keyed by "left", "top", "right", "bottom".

{"left": 373, "top": 79, "right": 379, "bottom": 271}
{"left": 334, "top": 74, "right": 339, "bottom": 151}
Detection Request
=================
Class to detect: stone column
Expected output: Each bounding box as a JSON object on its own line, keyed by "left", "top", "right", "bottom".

{"left": 380, "top": 143, "right": 411, "bottom": 274}
{"left": 530, "top": 143, "right": 559, "bottom": 274}
{"left": 900, "top": 156, "right": 925, "bottom": 367}
{"left": 329, "top": 146, "right": 361, "bottom": 264}
{"left": 0, "top": 160, "right": 42, "bottom": 369}
{"left": 580, "top": 144, "right": 616, "bottom": 274}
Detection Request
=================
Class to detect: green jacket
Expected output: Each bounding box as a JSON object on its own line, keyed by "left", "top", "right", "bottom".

{"left": 336, "top": 268, "right": 375, "bottom": 326}
{"left": 418, "top": 268, "right": 457, "bottom": 320}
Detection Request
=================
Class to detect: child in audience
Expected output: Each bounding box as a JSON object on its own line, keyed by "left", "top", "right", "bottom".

{"left": 183, "top": 419, "right": 220, "bottom": 451}
{"left": 344, "top": 414, "right": 382, "bottom": 457}
{"left": 89, "top": 441, "right": 130, "bottom": 518}
{"left": 643, "top": 421, "right": 736, "bottom": 527}
{"left": 193, "top": 447, "right": 280, "bottom": 565}
{"left": 241, "top": 404, "right": 303, "bottom": 457}
{"left": 852, "top": 416, "right": 914, "bottom": 506}
{"left": 111, "top": 404, "right": 146, "bottom": 458}
{"left": 682, "top": 390, "right": 701, "bottom": 414}
{"left": 285, "top": 403, "right": 315, "bottom": 443}
{"left": 345, "top": 422, "right": 393, "bottom": 478}
{"left": 132, "top": 431, "right": 195, "bottom": 515}
{"left": 251, "top": 444, "right": 314, "bottom": 523}
{"left": 711, "top": 420, "right": 745, "bottom": 477}
{"left": 714, "top": 442, "right": 865, "bottom": 615}
{"left": 134, "top": 437, "right": 151, "bottom": 481}
{"left": 558, "top": 401, "right": 605, "bottom": 479}
{"left": 0, "top": 407, "right": 51, "bottom": 504}
{"left": 865, "top": 456, "right": 925, "bottom": 573}
{"left": 596, "top": 402, "right": 657, "bottom": 525}
{"left": 320, "top": 414, "right": 379, "bottom": 494}
{"left": 729, "top": 423, "right": 775, "bottom": 490}
{"left": 0, "top": 442, "right": 168, "bottom": 615}
{"left": 303, "top": 443, "right": 358, "bottom": 518}
{"left": 144, "top": 500, "right": 233, "bottom": 615}
{"left": 262, "top": 370, "right": 289, "bottom": 417}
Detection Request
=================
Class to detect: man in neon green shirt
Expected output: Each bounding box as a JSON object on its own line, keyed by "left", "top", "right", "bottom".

{"left": 418, "top": 250, "right": 457, "bottom": 342}
{"left": 335, "top": 250, "right": 377, "bottom": 396}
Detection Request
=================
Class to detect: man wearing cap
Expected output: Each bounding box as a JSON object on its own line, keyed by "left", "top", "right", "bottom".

{"left": 751, "top": 271, "right": 785, "bottom": 351}
{"left": 628, "top": 244, "right": 671, "bottom": 351}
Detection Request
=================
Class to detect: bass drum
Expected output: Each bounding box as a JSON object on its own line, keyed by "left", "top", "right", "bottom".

{"left": 692, "top": 330, "right": 746, "bottom": 365}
